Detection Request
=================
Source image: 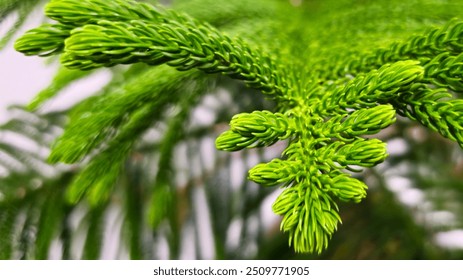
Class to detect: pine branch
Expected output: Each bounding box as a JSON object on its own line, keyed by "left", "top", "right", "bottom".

{"left": 15, "top": 0, "right": 294, "bottom": 103}
{"left": 9, "top": 0, "right": 463, "bottom": 256}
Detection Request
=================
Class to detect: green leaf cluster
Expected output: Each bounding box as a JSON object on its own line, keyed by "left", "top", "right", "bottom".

{"left": 5, "top": 0, "right": 463, "bottom": 255}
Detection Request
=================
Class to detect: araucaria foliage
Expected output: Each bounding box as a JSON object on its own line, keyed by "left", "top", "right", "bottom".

{"left": 8, "top": 0, "right": 463, "bottom": 255}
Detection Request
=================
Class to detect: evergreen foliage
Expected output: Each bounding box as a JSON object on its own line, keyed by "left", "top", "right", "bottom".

{"left": 2, "top": 0, "right": 463, "bottom": 258}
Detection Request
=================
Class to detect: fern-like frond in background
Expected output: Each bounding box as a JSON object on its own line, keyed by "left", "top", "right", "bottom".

{"left": 2, "top": 0, "right": 463, "bottom": 258}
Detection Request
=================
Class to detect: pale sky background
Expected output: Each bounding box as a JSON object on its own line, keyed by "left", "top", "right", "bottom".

{"left": 0, "top": 9, "right": 56, "bottom": 123}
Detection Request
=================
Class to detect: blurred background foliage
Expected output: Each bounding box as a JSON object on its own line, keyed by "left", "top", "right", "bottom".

{"left": 1, "top": 0, "right": 463, "bottom": 259}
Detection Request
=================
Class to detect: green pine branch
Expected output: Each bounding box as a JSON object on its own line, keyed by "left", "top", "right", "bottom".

{"left": 7, "top": 0, "right": 463, "bottom": 255}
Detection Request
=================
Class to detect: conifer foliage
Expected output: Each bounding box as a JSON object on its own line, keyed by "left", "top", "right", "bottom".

{"left": 2, "top": 0, "right": 463, "bottom": 257}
